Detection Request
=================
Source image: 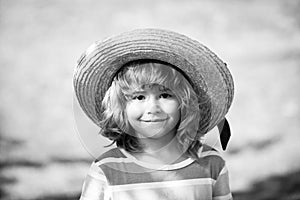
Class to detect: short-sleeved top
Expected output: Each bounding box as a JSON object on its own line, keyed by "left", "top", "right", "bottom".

{"left": 80, "top": 145, "right": 233, "bottom": 200}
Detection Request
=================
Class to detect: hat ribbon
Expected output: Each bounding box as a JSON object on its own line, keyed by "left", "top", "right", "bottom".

{"left": 217, "top": 118, "right": 231, "bottom": 150}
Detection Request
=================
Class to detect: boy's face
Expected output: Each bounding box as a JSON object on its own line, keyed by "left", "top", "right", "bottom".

{"left": 125, "top": 84, "right": 180, "bottom": 140}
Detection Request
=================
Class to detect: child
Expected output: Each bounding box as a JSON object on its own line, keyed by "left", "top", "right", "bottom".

{"left": 74, "top": 29, "right": 234, "bottom": 200}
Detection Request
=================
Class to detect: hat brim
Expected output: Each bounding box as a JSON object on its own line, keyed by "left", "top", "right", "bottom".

{"left": 73, "top": 28, "right": 234, "bottom": 135}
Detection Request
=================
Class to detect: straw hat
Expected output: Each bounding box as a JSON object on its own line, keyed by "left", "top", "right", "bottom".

{"left": 73, "top": 28, "right": 234, "bottom": 150}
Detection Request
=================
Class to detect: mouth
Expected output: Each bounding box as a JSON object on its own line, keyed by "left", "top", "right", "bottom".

{"left": 140, "top": 118, "right": 167, "bottom": 122}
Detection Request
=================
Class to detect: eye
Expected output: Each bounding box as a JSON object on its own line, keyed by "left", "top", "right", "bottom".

{"left": 160, "top": 93, "right": 173, "bottom": 99}
{"left": 132, "top": 95, "right": 146, "bottom": 100}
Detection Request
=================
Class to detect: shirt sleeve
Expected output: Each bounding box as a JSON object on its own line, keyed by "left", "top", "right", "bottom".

{"left": 79, "top": 161, "right": 111, "bottom": 200}
{"left": 212, "top": 165, "right": 233, "bottom": 200}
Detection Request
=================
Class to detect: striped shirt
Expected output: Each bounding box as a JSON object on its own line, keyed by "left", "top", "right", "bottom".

{"left": 80, "top": 145, "right": 233, "bottom": 200}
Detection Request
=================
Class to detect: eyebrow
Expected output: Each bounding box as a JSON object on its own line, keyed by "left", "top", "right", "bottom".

{"left": 127, "top": 85, "right": 172, "bottom": 95}
{"left": 129, "top": 90, "right": 146, "bottom": 96}
{"left": 131, "top": 88, "right": 171, "bottom": 93}
{"left": 159, "top": 87, "right": 171, "bottom": 92}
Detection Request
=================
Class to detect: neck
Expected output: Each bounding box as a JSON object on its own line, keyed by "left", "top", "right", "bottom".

{"left": 134, "top": 130, "right": 187, "bottom": 164}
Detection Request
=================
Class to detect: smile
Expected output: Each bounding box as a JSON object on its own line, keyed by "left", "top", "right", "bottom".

{"left": 140, "top": 118, "right": 167, "bottom": 122}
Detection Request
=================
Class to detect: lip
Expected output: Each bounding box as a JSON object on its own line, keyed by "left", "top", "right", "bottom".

{"left": 140, "top": 118, "right": 167, "bottom": 122}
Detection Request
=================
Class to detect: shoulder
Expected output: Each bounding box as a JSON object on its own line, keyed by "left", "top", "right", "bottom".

{"left": 92, "top": 147, "right": 133, "bottom": 174}
{"left": 199, "top": 144, "right": 224, "bottom": 158}
{"left": 88, "top": 148, "right": 122, "bottom": 171}
{"left": 88, "top": 148, "right": 127, "bottom": 180}
{"left": 196, "top": 144, "right": 227, "bottom": 180}
{"left": 95, "top": 147, "right": 125, "bottom": 162}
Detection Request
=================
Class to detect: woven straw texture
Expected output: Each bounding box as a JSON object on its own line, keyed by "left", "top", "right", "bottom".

{"left": 73, "top": 28, "right": 234, "bottom": 135}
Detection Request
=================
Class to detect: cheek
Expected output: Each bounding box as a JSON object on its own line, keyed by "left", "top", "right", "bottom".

{"left": 172, "top": 108, "right": 181, "bottom": 124}
{"left": 163, "top": 101, "right": 180, "bottom": 114}
{"left": 161, "top": 101, "right": 181, "bottom": 125}
{"left": 125, "top": 102, "right": 142, "bottom": 120}
{"left": 124, "top": 103, "right": 139, "bottom": 134}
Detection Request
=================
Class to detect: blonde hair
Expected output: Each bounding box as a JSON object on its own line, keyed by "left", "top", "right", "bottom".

{"left": 99, "top": 60, "right": 202, "bottom": 156}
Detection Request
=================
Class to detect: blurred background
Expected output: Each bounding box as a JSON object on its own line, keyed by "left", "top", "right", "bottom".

{"left": 1, "top": 0, "right": 300, "bottom": 199}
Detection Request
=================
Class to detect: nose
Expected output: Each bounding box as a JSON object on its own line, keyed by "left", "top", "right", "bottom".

{"left": 145, "top": 97, "right": 161, "bottom": 114}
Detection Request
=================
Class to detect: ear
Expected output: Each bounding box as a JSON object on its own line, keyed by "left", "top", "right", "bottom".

{"left": 217, "top": 118, "right": 231, "bottom": 150}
